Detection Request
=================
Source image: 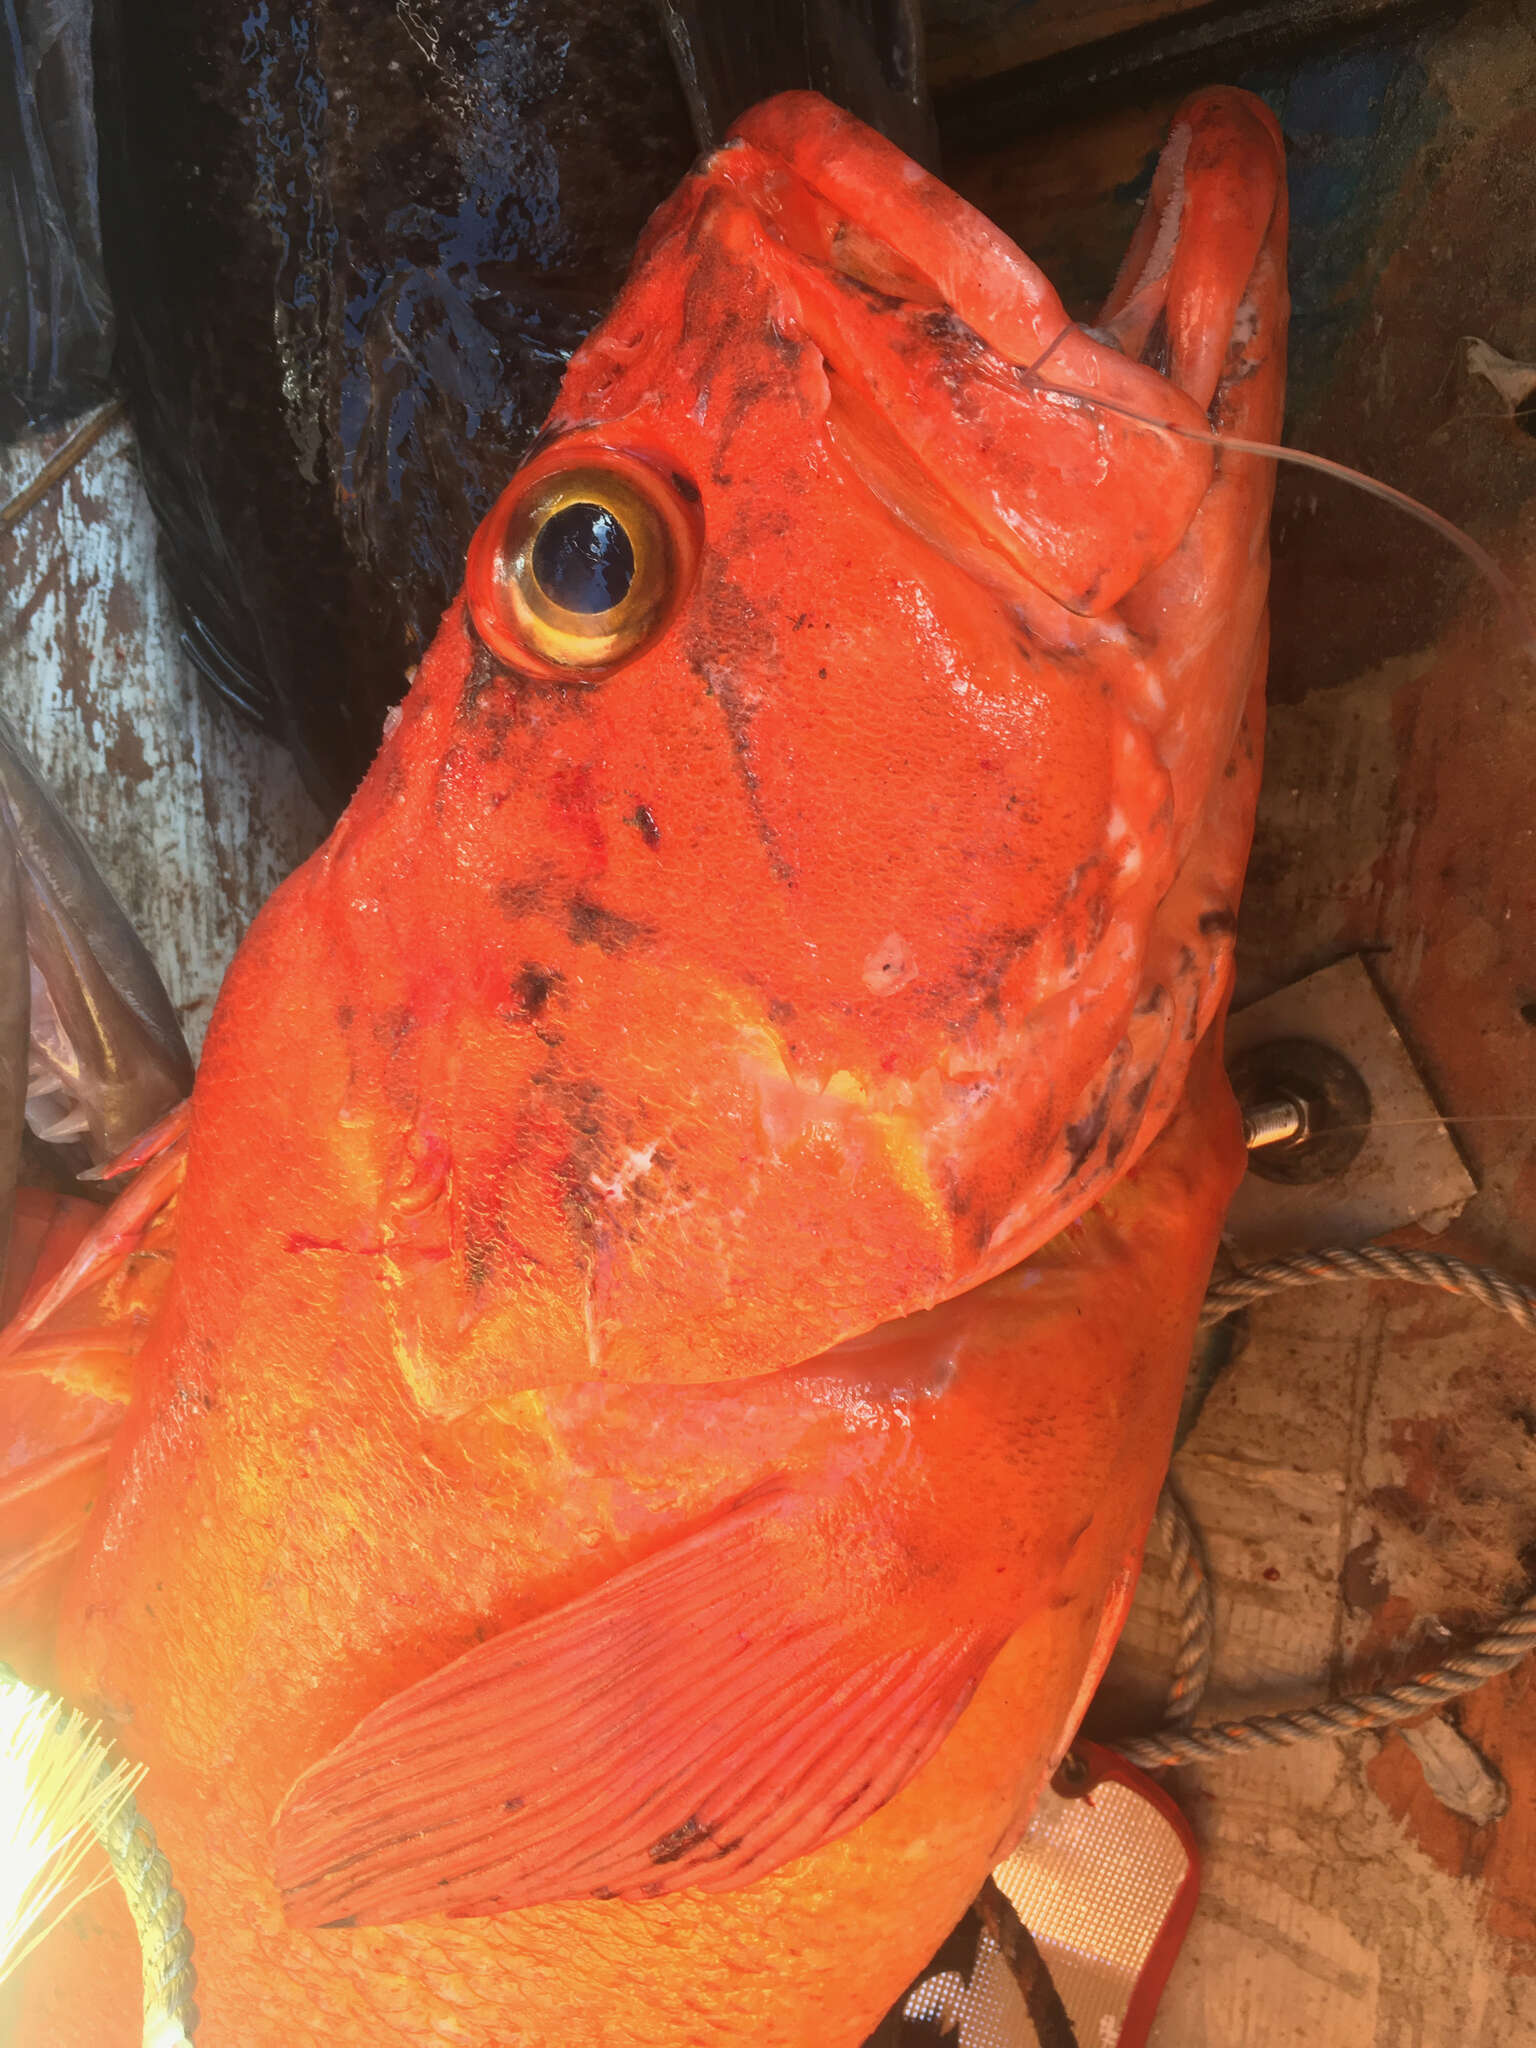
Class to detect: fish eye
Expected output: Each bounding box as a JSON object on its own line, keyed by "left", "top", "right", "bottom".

{"left": 531, "top": 502, "right": 635, "bottom": 613}
{"left": 465, "top": 456, "right": 696, "bottom": 674}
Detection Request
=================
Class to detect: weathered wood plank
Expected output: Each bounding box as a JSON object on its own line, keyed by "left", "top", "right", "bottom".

{"left": 0, "top": 415, "right": 323, "bottom": 1055}
{"left": 928, "top": 1, "right": 1217, "bottom": 87}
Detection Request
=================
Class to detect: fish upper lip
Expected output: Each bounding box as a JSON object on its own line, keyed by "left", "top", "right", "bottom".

{"left": 701, "top": 126, "right": 1216, "bottom": 617}
{"left": 723, "top": 93, "right": 1079, "bottom": 370}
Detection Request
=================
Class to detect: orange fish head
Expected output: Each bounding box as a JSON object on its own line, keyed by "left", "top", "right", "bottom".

{"left": 207, "top": 88, "right": 1285, "bottom": 1406}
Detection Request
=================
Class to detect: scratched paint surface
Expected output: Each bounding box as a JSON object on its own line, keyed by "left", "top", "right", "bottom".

{"left": 0, "top": 417, "right": 324, "bottom": 1054}
{"left": 957, "top": 5, "right": 1536, "bottom": 2041}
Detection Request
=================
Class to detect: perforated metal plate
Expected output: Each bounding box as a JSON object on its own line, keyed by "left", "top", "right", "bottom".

{"left": 896, "top": 1745, "right": 1196, "bottom": 2048}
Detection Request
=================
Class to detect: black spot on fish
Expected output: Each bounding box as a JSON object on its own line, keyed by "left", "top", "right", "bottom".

{"left": 1199, "top": 907, "right": 1237, "bottom": 936}
{"left": 841, "top": 275, "right": 907, "bottom": 315}
{"left": 711, "top": 376, "right": 770, "bottom": 486}
{"left": 1064, "top": 1089, "right": 1113, "bottom": 1175}
{"left": 1141, "top": 307, "right": 1172, "bottom": 380}
{"left": 629, "top": 803, "right": 660, "bottom": 848}
{"left": 923, "top": 308, "right": 975, "bottom": 349}
{"left": 371, "top": 1004, "right": 416, "bottom": 1047}
{"left": 498, "top": 878, "right": 547, "bottom": 920}
{"left": 513, "top": 964, "right": 561, "bottom": 1017}
{"left": 336, "top": 1003, "right": 353, "bottom": 1030}
{"left": 503, "top": 1796, "right": 525, "bottom": 1814}
{"left": 687, "top": 569, "right": 796, "bottom": 886}
{"left": 671, "top": 470, "right": 701, "bottom": 506}
{"left": 463, "top": 1230, "right": 495, "bottom": 1294}
{"left": 648, "top": 1815, "right": 712, "bottom": 1865}
{"left": 320, "top": 1915, "right": 359, "bottom": 1930}
{"left": 567, "top": 895, "right": 652, "bottom": 953}
{"left": 457, "top": 637, "right": 502, "bottom": 721}
{"left": 1125, "top": 1069, "right": 1155, "bottom": 1116}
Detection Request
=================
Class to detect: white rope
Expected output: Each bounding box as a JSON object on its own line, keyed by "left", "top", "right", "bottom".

{"left": 1117, "top": 1248, "right": 1536, "bottom": 1771}
{"left": 1151, "top": 1484, "right": 1213, "bottom": 1728}
{"left": 96, "top": 1787, "right": 198, "bottom": 2047}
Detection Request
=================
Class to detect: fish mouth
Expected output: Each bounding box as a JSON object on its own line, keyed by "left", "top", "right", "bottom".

{"left": 712, "top": 94, "right": 1222, "bottom": 619}
{"left": 704, "top": 91, "right": 1283, "bottom": 621}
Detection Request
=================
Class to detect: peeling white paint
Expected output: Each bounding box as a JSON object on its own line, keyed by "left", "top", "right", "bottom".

{"left": 1, "top": 414, "right": 324, "bottom": 1055}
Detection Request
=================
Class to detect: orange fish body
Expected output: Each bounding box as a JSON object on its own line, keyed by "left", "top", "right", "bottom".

{"left": 10, "top": 87, "right": 1286, "bottom": 2047}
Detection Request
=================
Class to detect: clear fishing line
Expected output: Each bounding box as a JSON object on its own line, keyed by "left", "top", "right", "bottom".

{"left": 1023, "top": 323, "right": 1536, "bottom": 664}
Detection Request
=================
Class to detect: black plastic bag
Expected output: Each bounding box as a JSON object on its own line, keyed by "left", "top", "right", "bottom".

{"left": 0, "top": 0, "right": 113, "bottom": 439}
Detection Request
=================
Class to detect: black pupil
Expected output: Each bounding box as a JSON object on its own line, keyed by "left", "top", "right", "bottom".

{"left": 531, "top": 502, "right": 635, "bottom": 614}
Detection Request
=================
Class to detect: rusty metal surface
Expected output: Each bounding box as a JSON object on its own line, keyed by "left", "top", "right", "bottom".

{"left": 0, "top": 414, "right": 323, "bottom": 1056}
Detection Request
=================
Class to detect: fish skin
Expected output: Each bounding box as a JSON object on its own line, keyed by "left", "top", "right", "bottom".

{"left": 0, "top": 1187, "right": 116, "bottom": 1692}
{"left": 13, "top": 86, "right": 1286, "bottom": 2046}
{"left": 136, "top": 90, "right": 1280, "bottom": 1410}
{"left": 20, "top": 1033, "right": 1244, "bottom": 2048}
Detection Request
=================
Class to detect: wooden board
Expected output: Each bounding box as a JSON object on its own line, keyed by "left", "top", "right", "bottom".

{"left": 927, "top": 0, "right": 1213, "bottom": 86}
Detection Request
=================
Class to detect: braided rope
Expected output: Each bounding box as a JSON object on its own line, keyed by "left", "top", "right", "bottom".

{"left": 0, "top": 1663, "right": 196, "bottom": 2044}
{"left": 1151, "top": 1485, "right": 1213, "bottom": 1726}
{"left": 1119, "top": 1595, "right": 1536, "bottom": 1768}
{"left": 1199, "top": 1245, "right": 1536, "bottom": 1333}
{"left": 1118, "top": 1248, "right": 1536, "bottom": 1770}
{"left": 95, "top": 1789, "right": 198, "bottom": 2047}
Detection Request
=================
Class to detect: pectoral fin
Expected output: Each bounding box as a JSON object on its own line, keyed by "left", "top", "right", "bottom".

{"left": 276, "top": 1488, "right": 993, "bottom": 1928}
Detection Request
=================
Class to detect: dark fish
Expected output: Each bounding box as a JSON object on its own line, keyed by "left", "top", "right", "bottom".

{"left": 0, "top": 0, "right": 114, "bottom": 439}
{"left": 655, "top": 0, "right": 932, "bottom": 156}
{"left": 94, "top": 0, "right": 930, "bottom": 809}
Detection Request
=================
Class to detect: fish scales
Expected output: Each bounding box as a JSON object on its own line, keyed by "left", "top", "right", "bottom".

{"left": 8, "top": 87, "right": 1287, "bottom": 2047}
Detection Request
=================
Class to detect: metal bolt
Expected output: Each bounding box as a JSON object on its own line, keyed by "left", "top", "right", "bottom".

{"left": 1230, "top": 1037, "right": 1373, "bottom": 1184}
{"left": 1242, "top": 1093, "right": 1310, "bottom": 1151}
{"left": 1051, "top": 1748, "right": 1094, "bottom": 1798}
